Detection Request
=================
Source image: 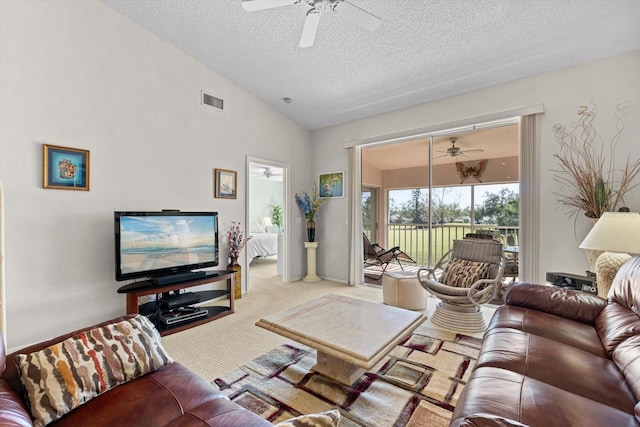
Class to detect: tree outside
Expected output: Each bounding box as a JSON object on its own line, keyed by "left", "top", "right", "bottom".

{"left": 389, "top": 185, "right": 518, "bottom": 227}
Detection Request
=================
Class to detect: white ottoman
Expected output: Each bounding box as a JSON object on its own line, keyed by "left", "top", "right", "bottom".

{"left": 382, "top": 271, "right": 426, "bottom": 310}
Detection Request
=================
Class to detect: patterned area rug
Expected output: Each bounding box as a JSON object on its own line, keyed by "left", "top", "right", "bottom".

{"left": 214, "top": 322, "right": 481, "bottom": 426}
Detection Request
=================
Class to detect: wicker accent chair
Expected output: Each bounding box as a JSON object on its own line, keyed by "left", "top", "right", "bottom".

{"left": 417, "top": 238, "right": 504, "bottom": 332}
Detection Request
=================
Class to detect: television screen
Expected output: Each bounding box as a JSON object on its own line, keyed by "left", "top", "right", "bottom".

{"left": 115, "top": 211, "right": 219, "bottom": 281}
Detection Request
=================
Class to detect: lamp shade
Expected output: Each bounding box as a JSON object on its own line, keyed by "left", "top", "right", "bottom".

{"left": 261, "top": 217, "right": 273, "bottom": 227}
{"left": 579, "top": 212, "right": 640, "bottom": 254}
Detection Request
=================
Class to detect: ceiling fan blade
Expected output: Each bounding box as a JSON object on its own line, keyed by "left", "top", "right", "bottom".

{"left": 433, "top": 154, "right": 449, "bottom": 159}
{"left": 462, "top": 149, "right": 485, "bottom": 154}
{"left": 336, "top": 1, "right": 382, "bottom": 32}
{"left": 299, "top": 9, "right": 321, "bottom": 48}
{"left": 241, "top": 0, "right": 297, "bottom": 12}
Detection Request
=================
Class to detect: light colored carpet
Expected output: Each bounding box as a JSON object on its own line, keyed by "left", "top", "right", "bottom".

{"left": 161, "top": 257, "right": 494, "bottom": 382}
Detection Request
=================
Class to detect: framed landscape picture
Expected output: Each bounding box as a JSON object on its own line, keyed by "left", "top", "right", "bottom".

{"left": 43, "top": 144, "right": 90, "bottom": 191}
{"left": 215, "top": 168, "right": 237, "bottom": 199}
{"left": 318, "top": 171, "right": 344, "bottom": 198}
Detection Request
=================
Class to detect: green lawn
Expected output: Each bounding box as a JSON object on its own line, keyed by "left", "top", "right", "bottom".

{"left": 387, "top": 224, "right": 473, "bottom": 266}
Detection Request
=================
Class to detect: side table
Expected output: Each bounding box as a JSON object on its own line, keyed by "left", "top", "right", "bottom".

{"left": 303, "top": 241, "right": 320, "bottom": 282}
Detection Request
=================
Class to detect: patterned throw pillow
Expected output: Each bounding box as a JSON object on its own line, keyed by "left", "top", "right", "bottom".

{"left": 442, "top": 257, "right": 491, "bottom": 288}
{"left": 15, "top": 315, "right": 173, "bottom": 427}
{"left": 275, "top": 409, "right": 341, "bottom": 427}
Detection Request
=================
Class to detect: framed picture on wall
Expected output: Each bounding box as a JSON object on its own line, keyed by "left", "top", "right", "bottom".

{"left": 215, "top": 168, "right": 237, "bottom": 199}
{"left": 318, "top": 171, "right": 344, "bottom": 198}
{"left": 43, "top": 144, "right": 90, "bottom": 191}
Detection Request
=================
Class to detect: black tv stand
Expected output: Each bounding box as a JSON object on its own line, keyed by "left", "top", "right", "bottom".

{"left": 117, "top": 272, "right": 235, "bottom": 336}
{"left": 152, "top": 271, "right": 206, "bottom": 286}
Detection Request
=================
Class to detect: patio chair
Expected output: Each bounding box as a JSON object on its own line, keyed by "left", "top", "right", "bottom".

{"left": 417, "top": 238, "right": 504, "bottom": 332}
{"left": 363, "top": 233, "right": 416, "bottom": 280}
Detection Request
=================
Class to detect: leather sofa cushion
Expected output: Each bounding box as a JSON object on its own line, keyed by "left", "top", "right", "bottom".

{"left": 595, "top": 303, "right": 640, "bottom": 356}
{"left": 488, "top": 305, "right": 607, "bottom": 357}
{"left": 613, "top": 334, "right": 640, "bottom": 401}
{"left": 450, "top": 367, "right": 639, "bottom": 427}
{"left": 608, "top": 256, "right": 640, "bottom": 314}
{"left": 476, "top": 328, "right": 636, "bottom": 412}
{"left": 48, "top": 362, "right": 272, "bottom": 426}
{"left": 505, "top": 283, "right": 606, "bottom": 324}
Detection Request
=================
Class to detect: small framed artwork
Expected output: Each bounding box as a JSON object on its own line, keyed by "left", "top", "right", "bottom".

{"left": 318, "top": 171, "right": 344, "bottom": 198}
{"left": 214, "top": 168, "right": 237, "bottom": 199}
{"left": 43, "top": 144, "right": 90, "bottom": 191}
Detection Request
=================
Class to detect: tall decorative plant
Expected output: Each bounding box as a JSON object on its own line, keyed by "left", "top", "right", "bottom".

{"left": 295, "top": 181, "right": 325, "bottom": 242}
{"left": 552, "top": 103, "right": 640, "bottom": 220}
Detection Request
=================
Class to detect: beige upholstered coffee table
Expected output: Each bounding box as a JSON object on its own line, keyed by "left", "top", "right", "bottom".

{"left": 256, "top": 294, "right": 425, "bottom": 385}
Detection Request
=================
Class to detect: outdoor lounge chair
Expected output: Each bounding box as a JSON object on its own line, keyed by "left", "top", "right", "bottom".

{"left": 363, "top": 233, "right": 416, "bottom": 280}
{"left": 417, "top": 238, "right": 504, "bottom": 332}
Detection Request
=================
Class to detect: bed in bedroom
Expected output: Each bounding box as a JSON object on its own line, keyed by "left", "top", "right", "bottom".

{"left": 247, "top": 223, "right": 279, "bottom": 265}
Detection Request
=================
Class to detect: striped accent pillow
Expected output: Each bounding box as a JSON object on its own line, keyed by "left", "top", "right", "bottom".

{"left": 442, "top": 257, "right": 491, "bottom": 288}
{"left": 15, "top": 315, "right": 173, "bottom": 427}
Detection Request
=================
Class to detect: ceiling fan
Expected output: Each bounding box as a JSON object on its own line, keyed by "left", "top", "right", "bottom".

{"left": 434, "top": 137, "right": 485, "bottom": 159}
{"left": 241, "top": 0, "right": 382, "bottom": 48}
{"left": 252, "top": 166, "right": 283, "bottom": 179}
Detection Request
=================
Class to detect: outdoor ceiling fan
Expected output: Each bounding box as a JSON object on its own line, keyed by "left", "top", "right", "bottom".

{"left": 241, "top": 0, "right": 382, "bottom": 48}
{"left": 434, "top": 137, "right": 485, "bottom": 159}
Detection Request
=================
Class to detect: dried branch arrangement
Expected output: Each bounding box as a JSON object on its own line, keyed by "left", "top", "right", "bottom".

{"left": 553, "top": 103, "right": 640, "bottom": 219}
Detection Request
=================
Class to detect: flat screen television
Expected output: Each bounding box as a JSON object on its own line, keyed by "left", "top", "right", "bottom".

{"left": 114, "top": 211, "right": 219, "bottom": 281}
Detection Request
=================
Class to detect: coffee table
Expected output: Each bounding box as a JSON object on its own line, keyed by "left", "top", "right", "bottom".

{"left": 256, "top": 294, "right": 425, "bottom": 385}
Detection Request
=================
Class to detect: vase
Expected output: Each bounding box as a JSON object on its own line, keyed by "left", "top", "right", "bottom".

{"left": 306, "top": 219, "right": 316, "bottom": 242}
{"left": 227, "top": 256, "right": 242, "bottom": 299}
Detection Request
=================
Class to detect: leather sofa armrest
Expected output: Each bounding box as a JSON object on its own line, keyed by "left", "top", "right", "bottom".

{"left": 0, "top": 379, "right": 32, "bottom": 426}
{"left": 505, "top": 283, "right": 607, "bottom": 325}
{"left": 451, "top": 414, "right": 528, "bottom": 427}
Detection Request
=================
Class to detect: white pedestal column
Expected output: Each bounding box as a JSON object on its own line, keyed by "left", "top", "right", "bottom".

{"left": 303, "top": 241, "right": 320, "bottom": 282}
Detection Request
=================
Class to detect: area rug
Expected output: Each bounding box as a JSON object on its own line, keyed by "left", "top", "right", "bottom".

{"left": 213, "top": 322, "right": 482, "bottom": 426}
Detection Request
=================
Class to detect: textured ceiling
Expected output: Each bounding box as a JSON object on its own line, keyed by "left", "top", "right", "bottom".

{"left": 101, "top": 0, "right": 640, "bottom": 130}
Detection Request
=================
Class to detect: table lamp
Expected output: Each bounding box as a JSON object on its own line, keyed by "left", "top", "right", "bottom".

{"left": 579, "top": 211, "right": 640, "bottom": 298}
{"left": 261, "top": 216, "right": 273, "bottom": 232}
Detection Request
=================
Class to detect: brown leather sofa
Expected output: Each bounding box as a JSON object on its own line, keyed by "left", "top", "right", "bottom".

{"left": 450, "top": 256, "right": 640, "bottom": 427}
{"left": 0, "top": 315, "right": 273, "bottom": 426}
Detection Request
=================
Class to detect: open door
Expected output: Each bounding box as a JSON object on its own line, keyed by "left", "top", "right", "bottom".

{"left": 246, "top": 157, "right": 289, "bottom": 292}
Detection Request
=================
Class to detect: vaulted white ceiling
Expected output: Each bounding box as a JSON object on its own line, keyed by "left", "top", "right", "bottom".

{"left": 101, "top": 0, "right": 640, "bottom": 130}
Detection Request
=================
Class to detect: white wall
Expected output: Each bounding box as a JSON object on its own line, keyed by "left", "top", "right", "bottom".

{"left": 0, "top": 0, "right": 311, "bottom": 350}
{"left": 311, "top": 50, "right": 640, "bottom": 283}
{"left": 249, "top": 178, "right": 283, "bottom": 231}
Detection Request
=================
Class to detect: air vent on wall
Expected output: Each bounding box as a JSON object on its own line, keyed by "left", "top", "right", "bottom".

{"left": 202, "top": 91, "right": 224, "bottom": 110}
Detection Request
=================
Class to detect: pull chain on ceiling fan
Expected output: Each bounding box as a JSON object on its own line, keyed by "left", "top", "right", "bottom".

{"left": 241, "top": 0, "right": 382, "bottom": 48}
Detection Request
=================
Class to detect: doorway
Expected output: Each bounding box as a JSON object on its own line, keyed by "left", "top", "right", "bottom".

{"left": 361, "top": 121, "right": 521, "bottom": 273}
{"left": 246, "top": 157, "right": 289, "bottom": 291}
{"left": 362, "top": 186, "right": 378, "bottom": 241}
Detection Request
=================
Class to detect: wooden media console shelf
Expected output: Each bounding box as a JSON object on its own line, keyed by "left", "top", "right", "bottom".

{"left": 117, "top": 272, "right": 235, "bottom": 336}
